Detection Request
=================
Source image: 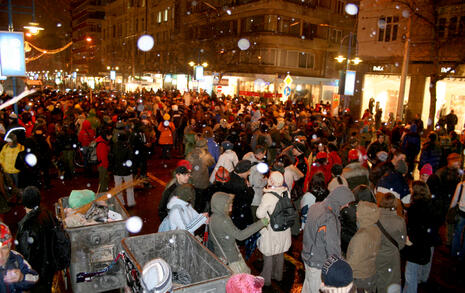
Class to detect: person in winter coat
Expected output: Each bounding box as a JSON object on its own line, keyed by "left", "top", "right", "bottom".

{"left": 376, "top": 160, "right": 410, "bottom": 201}
{"left": 0, "top": 133, "right": 24, "bottom": 187}
{"left": 346, "top": 201, "right": 381, "bottom": 292}
{"left": 96, "top": 129, "right": 112, "bottom": 193}
{"left": 369, "top": 150, "right": 406, "bottom": 188}
{"left": 209, "top": 141, "right": 239, "bottom": 183}
{"left": 308, "top": 152, "right": 332, "bottom": 185}
{"left": 308, "top": 172, "right": 329, "bottom": 203}
{"left": 158, "top": 162, "right": 192, "bottom": 220}
{"left": 340, "top": 185, "right": 376, "bottom": 255}
{"left": 109, "top": 133, "right": 135, "bottom": 207}
{"left": 418, "top": 132, "right": 442, "bottom": 173}
{"left": 209, "top": 192, "right": 268, "bottom": 274}
{"left": 223, "top": 160, "right": 255, "bottom": 230}
{"left": 256, "top": 171, "right": 292, "bottom": 286}
{"left": 366, "top": 132, "right": 388, "bottom": 162}
{"left": 243, "top": 146, "right": 268, "bottom": 220}
{"left": 401, "top": 124, "right": 421, "bottom": 174}
{"left": 328, "top": 164, "right": 348, "bottom": 192}
{"left": 164, "top": 184, "right": 208, "bottom": 234}
{"left": 186, "top": 138, "right": 215, "bottom": 212}
{"left": 375, "top": 193, "right": 407, "bottom": 293}
{"left": 450, "top": 177, "right": 465, "bottom": 260}
{"left": 86, "top": 108, "right": 101, "bottom": 131}
{"left": 403, "top": 181, "right": 441, "bottom": 293}
{"left": 203, "top": 127, "right": 220, "bottom": 168}
{"left": 158, "top": 114, "right": 176, "bottom": 159}
{"left": 0, "top": 222, "right": 39, "bottom": 292}
{"left": 342, "top": 149, "right": 369, "bottom": 190}
{"left": 16, "top": 186, "right": 55, "bottom": 292}
{"left": 301, "top": 185, "right": 355, "bottom": 293}
{"left": 78, "top": 119, "right": 96, "bottom": 168}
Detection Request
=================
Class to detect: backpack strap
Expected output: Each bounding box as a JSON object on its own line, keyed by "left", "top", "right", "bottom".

{"left": 376, "top": 220, "right": 399, "bottom": 249}
{"left": 210, "top": 228, "right": 228, "bottom": 264}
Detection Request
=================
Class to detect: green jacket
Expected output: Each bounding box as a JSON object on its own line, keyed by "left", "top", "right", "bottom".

{"left": 209, "top": 192, "right": 265, "bottom": 263}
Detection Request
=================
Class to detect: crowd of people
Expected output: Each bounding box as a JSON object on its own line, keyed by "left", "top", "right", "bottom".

{"left": 0, "top": 87, "right": 464, "bottom": 292}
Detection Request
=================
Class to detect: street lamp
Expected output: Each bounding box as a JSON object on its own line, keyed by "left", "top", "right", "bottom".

{"left": 23, "top": 22, "right": 43, "bottom": 35}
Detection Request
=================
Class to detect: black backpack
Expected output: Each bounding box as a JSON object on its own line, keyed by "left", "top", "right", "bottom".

{"left": 47, "top": 212, "right": 71, "bottom": 271}
{"left": 267, "top": 191, "right": 299, "bottom": 232}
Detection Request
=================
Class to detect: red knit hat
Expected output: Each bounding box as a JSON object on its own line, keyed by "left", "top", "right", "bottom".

{"left": 176, "top": 160, "right": 192, "bottom": 171}
{"left": 420, "top": 164, "right": 433, "bottom": 176}
{"left": 0, "top": 223, "right": 12, "bottom": 247}
{"left": 348, "top": 149, "right": 360, "bottom": 162}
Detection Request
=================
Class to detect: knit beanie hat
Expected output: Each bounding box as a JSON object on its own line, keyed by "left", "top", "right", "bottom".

{"left": 163, "top": 114, "right": 170, "bottom": 121}
{"left": 221, "top": 140, "right": 234, "bottom": 151}
{"left": 321, "top": 255, "right": 353, "bottom": 288}
{"left": 174, "top": 184, "right": 196, "bottom": 203}
{"left": 395, "top": 160, "right": 408, "bottom": 175}
{"left": 177, "top": 160, "right": 192, "bottom": 171}
{"left": 268, "top": 171, "right": 284, "bottom": 187}
{"left": 420, "top": 163, "right": 433, "bottom": 176}
{"left": 22, "top": 186, "right": 41, "bottom": 209}
{"left": 226, "top": 274, "right": 265, "bottom": 293}
{"left": 142, "top": 258, "right": 173, "bottom": 293}
{"left": 235, "top": 160, "right": 252, "bottom": 174}
{"left": 0, "top": 222, "right": 12, "bottom": 247}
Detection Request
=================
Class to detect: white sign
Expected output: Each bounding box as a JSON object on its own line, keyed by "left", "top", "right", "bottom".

{"left": 372, "top": 66, "right": 384, "bottom": 72}
{"left": 0, "top": 31, "right": 25, "bottom": 76}
{"left": 344, "top": 70, "right": 356, "bottom": 96}
{"left": 441, "top": 67, "right": 455, "bottom": 73}
{"left": 110, "top": 70, "right": 116, "bottom": 80}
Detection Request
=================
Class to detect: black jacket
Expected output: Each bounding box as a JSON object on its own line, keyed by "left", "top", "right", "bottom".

{"left": 223, "top": 172, "right": 254, "bottom": 230}
{"left": 109, "top": 140, "right": 134, "bottom": 176}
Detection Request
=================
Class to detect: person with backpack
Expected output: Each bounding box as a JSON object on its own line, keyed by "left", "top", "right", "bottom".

{"left": 301, "top": 185, "right": 355, "bottom": 293}
{"left": 256, "top": 171, "right": 292, "bottom": 287}
{"left": 16, "top": 186, "right": 57, "bottom": 292}
{"left": 78, "top": 119, "right": 95, "bottom": 169}
{"left": 158, "top": 114, "right": 175, "bottom": 159}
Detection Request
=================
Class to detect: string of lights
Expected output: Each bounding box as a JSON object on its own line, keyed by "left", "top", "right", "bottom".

{"left": 25, "top": 41, "right": 73, "bottom": 54}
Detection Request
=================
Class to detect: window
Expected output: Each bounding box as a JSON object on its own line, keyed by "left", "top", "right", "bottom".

{"left": 438, "top": 18, "right": 446, "bottom": 38}
{"left": 298, "top": 52, "right": 315, "bottom": 69}
{"left": 378, "top": 16, "right": 399, "bottom": 42}
{"left": 259, "top": 48, "right": 276, "bottom": 65}
{"left": 135, "top": 19, "right": 138, "bottom": 32}
{"left": 459, "top": 16, "right": 465, "bottom": 36}
{"left": 449, "top": 17, "right": 457, "bottom": 36}
{"left": 278, "top": 17, "right": 300, "bottom": 36}
{"left": 241, "top": 16, "right": 266, "bottom": 33}
{"left": 336, "top": 0, "right": 344, "bottom": 14}
{"left": 158, "top": 11, "right": 162, "bottom": 23}
{"left": 303, "top": 23, "right": 317, "bottom": 39}
{"left": 164, "top": 9, "right": 169, "bottom": 22}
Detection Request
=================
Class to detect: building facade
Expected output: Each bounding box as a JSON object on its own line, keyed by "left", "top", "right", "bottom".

{"left": 357, "top": 0, "right": 465, "bottom": 128}
{"left": 100, "top": 0, "right": 357, "bottom": 103}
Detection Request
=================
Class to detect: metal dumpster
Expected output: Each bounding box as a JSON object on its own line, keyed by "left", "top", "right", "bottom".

{"left": 121, "top": 230, "right": 232, "bottom": 292}
{"left": 56, "top": 195, "right": 129, "bottom": 293}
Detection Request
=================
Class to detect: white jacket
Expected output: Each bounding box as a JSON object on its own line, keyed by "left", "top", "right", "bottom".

{"left": 284, "top": 165, "right": 304, "bottom": 192}
{"left": 256, "top": 186, "right": 292, "bottom": 256}
{"left": 243, "top": 152, "right": 268, "bottom": 206}
{"left": 209, "top": 150, "right": 239, "bottom": 183}
{"left": 166, "top": 196, "right": 207, "bottom": 234}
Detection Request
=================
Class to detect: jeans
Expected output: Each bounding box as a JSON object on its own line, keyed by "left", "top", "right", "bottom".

{"left": 403, "top": 247, "right": 434, "bottom": 293}
{"left": 452, "top": 215, "right": 465, "bottom": 260}
{"left": 302, "top": 264, "right": 321, "bottom": 293}
{"left": 114, "top": 174, "right": 135, "bottom": 207}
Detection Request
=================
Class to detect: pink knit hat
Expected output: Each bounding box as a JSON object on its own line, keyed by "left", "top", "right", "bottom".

{"left": 226, "top": 274, "right": 264, "bottom": 293}
{"left": 420, "top": 164, "right": 433, "bottom": 176}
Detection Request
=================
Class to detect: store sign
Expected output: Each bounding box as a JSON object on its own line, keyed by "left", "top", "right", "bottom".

{"left": 441, "top": 67, "right": 455, "bottom": 74}
{"left": 372, "top": 66, "right": 384, "bottom": 72}
{"left": 0, "top": 31, "right": 25, "bottom": 76}
{"left": 344, "top": 70, "right": 356, "bottom": 96}
{"left": 218, "top": 79, "right": 229, "bottom": 86}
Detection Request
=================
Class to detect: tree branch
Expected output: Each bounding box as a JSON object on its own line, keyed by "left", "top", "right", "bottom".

{"left": 393, "top": 0, "right": 436, "bottom": 27}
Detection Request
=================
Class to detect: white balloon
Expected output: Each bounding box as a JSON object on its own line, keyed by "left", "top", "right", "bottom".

{"left": 126, "top": 216, "right": 143, "bottom": 233}
{"left": 25, "top": 153, "right": 37, "bottom": 167}
{"left": 344, "top": 3, "right": 358, "bottom": 15}
{"left": 137, "top": 35, "right": 154, "bottom": 52}
{"left": 237, "top": 38, "right": 250, "bottom": 50}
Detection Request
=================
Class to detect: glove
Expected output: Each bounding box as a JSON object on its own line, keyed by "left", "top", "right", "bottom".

{"left": 261, "top": 218, "right": 269, "bottom": 227}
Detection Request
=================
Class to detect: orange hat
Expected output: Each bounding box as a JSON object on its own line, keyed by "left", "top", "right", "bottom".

{"left": 0, "top": 223, "right": 12, "bottom": 247}
{"left": 215, "top": 166, "right": 230, "bottom": 183}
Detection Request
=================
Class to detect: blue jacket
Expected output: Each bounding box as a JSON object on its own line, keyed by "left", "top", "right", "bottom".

{"left": 419, "top": 142, "right": 442, "bottom": 172}
{"left": 207, "top": 138, "right": 220, "bottom": 164}
{"left": 0, "top": 250, "right": 39, "bottom": 292}
{"left": 377, "top": 170, "right": 410, "bottom": 199}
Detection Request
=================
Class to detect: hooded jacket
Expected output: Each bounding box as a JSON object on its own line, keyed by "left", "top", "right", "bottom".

{"left": 166, "top": 196, "right": 206, "bottom": 234}
{"left": 256, "top": 186, "right": 292, "bottom": 256}
{"left": 376, "top": 208, "right": 407, "bottom": 292}
{"left": 342, "top": 162, "right": 369, "bottom": 190}
{"left": 346, "top": 201, "right": 382, "bottom": 279}
{"left": 78, "top": 120, "right": 95, "bottom": 147}
{"left": 209, "top": 192, "right": 265, "bottom": 264}
{"left": 96, "top": 136, "right": 110, "bottom": 169}
{"left": 302, "top": 186, "right": 355, "bottom": 269}
{"left": 186, "top": 147, "right": 215, "bottom": 190}
{"left": 157, "top": 121, "right": 175, "bottom": 145}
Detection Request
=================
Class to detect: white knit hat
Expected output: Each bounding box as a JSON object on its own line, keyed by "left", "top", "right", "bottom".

{"left": 268, "top": 171, "right": 284, "bottom": 187}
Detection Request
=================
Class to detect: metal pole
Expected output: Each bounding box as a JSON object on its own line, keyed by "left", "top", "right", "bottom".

{"left": 7, "top": 0, "right": 18, "bottom": 114}
{"left": 397, "top": 16, "right": 411, "bottom": 121}
{"left": 32, "top": 0, "right": 35, "bottom": 22}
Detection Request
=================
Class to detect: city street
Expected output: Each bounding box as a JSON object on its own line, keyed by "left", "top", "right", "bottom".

{"left": 2, "top": 146, "right": 464, "bottom": 293}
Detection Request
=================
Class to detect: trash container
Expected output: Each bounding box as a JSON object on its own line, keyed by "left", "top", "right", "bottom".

{"left": 121, "top": 230, "right": 232, "bottom": 292}
{"left": 56, "top": 195, "right": 129, "bottom": 293}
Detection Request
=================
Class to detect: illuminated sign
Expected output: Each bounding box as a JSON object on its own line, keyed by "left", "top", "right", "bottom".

{"left": 110, "top": 70, "right": 116, "bottom": 80}
{"left": 372, "top": 66, "right": 384, "bottom": 72}
{"left": 194, "top": 66, "right": 204, "bottom": 80}
{"left": 0, "top": 31, "right": 25, "bottom": 76}
{"left": 344, "top": 70, "right": 356, "bottom": 96}
{"left": 441, "top": 67, "right": 455, "bottom": 73}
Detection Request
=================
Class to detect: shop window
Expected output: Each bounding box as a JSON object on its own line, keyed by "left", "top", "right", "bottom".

{"left": 378, "top": 16, "right": 399, "bottom": 42}
{"left": 459, "top": 16, "right": 465, "bottom": 36}
{"left": 449, "top": 16, "right": 457, "bottom": 37}
{"left": 438, "top": 18, "right": 446, "bottom": 38}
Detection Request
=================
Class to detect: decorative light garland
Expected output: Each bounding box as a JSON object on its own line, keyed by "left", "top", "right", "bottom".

{"left": 25, "top": 41, "right": 73, "bottom": 63}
